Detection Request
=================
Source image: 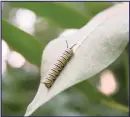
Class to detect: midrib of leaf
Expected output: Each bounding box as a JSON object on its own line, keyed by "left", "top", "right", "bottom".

{"left": 74, "top": 4, "right": 122, "bottom": 52}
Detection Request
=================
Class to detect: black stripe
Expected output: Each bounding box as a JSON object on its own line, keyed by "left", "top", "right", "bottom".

{"left": 46, "top": 78, "right": 53, "bottom": 82}
{"left": 54, "top": 64, "right": 62, "bottom": 70}
{"left": 63, "top": 52, "right": 69, "bottom": 58}
{"left": 59, "top": 58, "right": 67, "bottom": 65}
{"left": 50, "top": 71, "right": 57, "bottom": 77}
{"left": 53, "top": 68, "right": 60, "bottom": 75}
{"left": 60, "top": 57, "right": 67, "bottom": 65}
{"left": 57, "top": 59, "right": 65, "bottom": 66}
{"left": 51, "top": 68, "right": 59, "bottom": 74}
{"left": 60, "top": 55, "right": 67, "bottom": 61}
{"left": 48, "top": 73, "right": 55, "bottom": 78}
{"left": 65, "top": 51, "right": 72, "bottom": 57}
{"left": 65, "top": 50, "right": 71, "bottom": 55}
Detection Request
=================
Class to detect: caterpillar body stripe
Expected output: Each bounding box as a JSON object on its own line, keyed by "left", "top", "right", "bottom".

{"left": 41, "top": 40, "right": 76, "bottom": 89}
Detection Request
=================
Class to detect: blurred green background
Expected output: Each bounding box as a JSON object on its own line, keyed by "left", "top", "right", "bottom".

{"left": 2, "top": 2, "right": 129, "bottom": 116}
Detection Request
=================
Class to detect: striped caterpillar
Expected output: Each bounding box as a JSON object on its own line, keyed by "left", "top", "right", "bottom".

{"left": 41, "top": 40, "right": 76, "bottom": 88}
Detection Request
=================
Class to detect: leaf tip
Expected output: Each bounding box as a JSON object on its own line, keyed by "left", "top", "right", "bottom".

{"left": 24, "top": 84, "right": 48, "bottom": 116}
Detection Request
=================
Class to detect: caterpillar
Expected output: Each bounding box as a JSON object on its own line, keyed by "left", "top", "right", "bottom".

{"left": 41, "top": 40, "right": 76, "bottom": 89}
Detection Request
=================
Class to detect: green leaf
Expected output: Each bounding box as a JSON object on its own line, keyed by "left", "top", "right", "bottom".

{"left": 123, "top": 50, "right": 128, "bottom": 95}
{"left": 10, "top": 2, "right": 88, "bottom": 28}
{"left": 59, "top": 2, "right": 87, "bottom": 16}
{"left": 75, "top": 80, "right": 128, "bottom": 113}
{"left": 75, "top": 80, "right": 111, "bottom": 103}
{"left": 2, "top": 20, "right": 43, "bottom": 67}
{"left": 84, "top": 2, "right": 113, "bottom": 17}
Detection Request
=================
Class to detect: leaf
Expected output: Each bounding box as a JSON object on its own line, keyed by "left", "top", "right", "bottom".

{"left": 10, "top": 2, "right": 88, "bottom": 28}
{"left": 75, "top": 80, "right": 111, "bottom": 103}
{"left": 74, "top": 80, "right": 128, "bottom": 113}
{"left": 84, "top": 2, "right": 113, "bottom": 17}
{"left": 123, "top": 51, "right": 128, "bottom": 94}
{"left": 24, "top": 2, "right": 129, "bottom": 116}
{"left": 2, "top": 20, "right": 43, "bottom": 67}
{"left": 60, "top": 2, "right": 87, "bottom": 16}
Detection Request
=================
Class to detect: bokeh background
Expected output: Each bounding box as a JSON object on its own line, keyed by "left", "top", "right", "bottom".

{"left": 2, "top": 2, "right": 129, "bottom": 116}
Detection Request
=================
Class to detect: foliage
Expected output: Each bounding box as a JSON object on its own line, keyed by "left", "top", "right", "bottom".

{"left": 2, "top": 2, "right": 128, "bottom": 116}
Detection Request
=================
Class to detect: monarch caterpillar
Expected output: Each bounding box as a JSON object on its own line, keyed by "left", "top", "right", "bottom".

{"left": 41, "top": 40, "right": 76, "bottom": 89}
